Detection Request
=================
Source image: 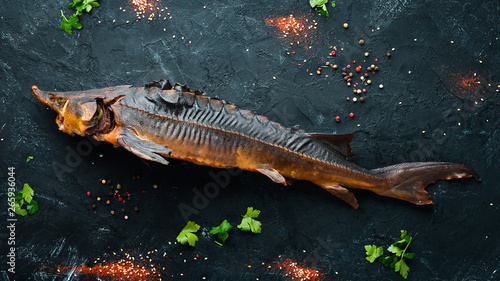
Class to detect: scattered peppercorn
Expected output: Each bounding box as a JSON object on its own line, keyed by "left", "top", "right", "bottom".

{"left": 359, "top": 39, "right": 365, "bottom": 45}
{"left": 367, "top": 67, "right": 372, "bottom": 72}
{"left": 363, "top": 89, "right": 367, "bottom": 93}
{"left": 343, "top": 23, "right": 348, "bottom": 28}
{"left": 349, "top": 73, "right": 353, "bottom": 77}
{"left": 92, "top": 204, "right": 96, "bottom": 209}
{"left": 111, "top": 210, "right": 115, "bottom": 215}
{"left": 124, "top": 215, "right": 129, "bottom": 220}
{"left": 364, "top": 52, "right": 369, "bottom": 57}
{"left": 379, "top": 84, "right": 384, "bottom": 89}
{"left": 116, "top": 184, "right": 122, "bottom": 190}
{"left": 106, "top": 200, "right": 111, "bottom": 205}
{"left": 374, "top": 66, "right": 379, "bottom": 71}
{"left": 134, "top": 206, "right": 139, "bottom": 212}
{"left": 121, "top": 208, "right": 126, "bottom": 213}
{"left": 97, "top": 197, "right": 101, "bottom": 202}
{"left": 387, "top": 52, "right": 391, "bottom": 58}
{"left": 360, "top": 97, "right": 365, "bottom": 102}
{"left": 353, "top": 97, "right": 357, "bottom": 103}
{"left": 349, "top": 112, "right": 354, "bottom": 118}
{"left": 356, "top": 89, "right": 362, "bottom": 94}
{"left": 333, "top": 64, "right": 338, "bottom": 69}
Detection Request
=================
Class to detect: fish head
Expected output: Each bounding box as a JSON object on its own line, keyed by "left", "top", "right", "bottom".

{"left": 31, "top": 85, "right": 126, "bottom": 137}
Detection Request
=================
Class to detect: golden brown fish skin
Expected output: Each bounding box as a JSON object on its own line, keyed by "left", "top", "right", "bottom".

{"left": 31, "top": 80, "right": 481, "bottom": 209}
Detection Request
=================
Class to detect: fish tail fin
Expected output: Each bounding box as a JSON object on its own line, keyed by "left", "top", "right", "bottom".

{"left": 371, "top": 162, "right": 481, "bottom": 205}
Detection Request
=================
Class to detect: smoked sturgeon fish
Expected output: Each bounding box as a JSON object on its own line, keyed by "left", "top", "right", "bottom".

{"left": 31, "top": 80, "right": 480, "bottom": 208}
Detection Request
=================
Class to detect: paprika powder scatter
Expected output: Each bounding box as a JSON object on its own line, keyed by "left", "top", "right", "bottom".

{"left": 273, "top": 258, "right": 323, "bottom": 281}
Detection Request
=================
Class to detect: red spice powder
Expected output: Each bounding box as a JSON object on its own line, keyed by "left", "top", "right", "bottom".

{"left": 274, "top": 258, "right": 323, "bottom": 281}
{"left": 127, "top": 0, "right": 170, "bottom": 22}
{"left": 56, "top": 253, "right": 163, "bottom": 281}
{"left": 265, "top": 15, "right": 318, "bottom": 50}
{"left": 441, "top": 69, "right": 493, "bottom": 101}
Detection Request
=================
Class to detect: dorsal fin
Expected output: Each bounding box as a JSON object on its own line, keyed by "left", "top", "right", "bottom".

{"left": 305, "top": 133, "right": 354, "bottom": 158}
{"left": 145, "top": 79, "right": 173, "bottom": 90}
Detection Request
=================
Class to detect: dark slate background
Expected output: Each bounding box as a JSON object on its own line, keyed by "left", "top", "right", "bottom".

{"left": 1, "top": 0, "right": 499, "bottom": 280}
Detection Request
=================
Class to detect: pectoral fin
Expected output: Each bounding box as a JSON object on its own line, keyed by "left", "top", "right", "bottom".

{"left": 117, "top": 128, "right": 172, "bottom": 165}
{"left": 321, "top": 185, "right": 359, "bottom": 209}
{"left": 257, "top": 167, "right": 287, "bottom": 186}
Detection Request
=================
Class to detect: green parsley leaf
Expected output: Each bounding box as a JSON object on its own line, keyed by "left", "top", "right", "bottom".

{"left": 331, "top": 1, "right": 336, "bottom": 8}
{"left": 310, "top": 0, "right": 328, "bottom": 8}
{"left": 387, "top": 244, "right": 404, "bottom": 257}
{"left": 176, "top": 221, "right": 200, "bottom": 247}
{"left": 69, "top": 0, "right": 99, "bottom": 16}
{"left": 210, "top": 219, "right": 233, "bottom": 244}
{"left": 60, "top": 11, "right": 82, "bottom": 34}
{"left": 400, "top": 230, "right": 408, "bottom": 239}
{"left": 237, "top": 207, "right": 262, "bottom": 233}
{"left": 21, "top": 183, "right": 34, "bottom": 204}
{"left": 365, "top": 245, "right": 383, "bottom": 263}
{"left": 14, "top": 200, "right": 27, "bottom": 216}
{"left": 15, "top": 191, "right": 23, "bottom": 201}
{"left": 380, "top": 255, "right": 397, "bottom": 268}
{"left": 26, "top": 156, "right": 33, "bottom": 162}
{"left": 395, "top": 259, "right": 410, "bottom": 279}
{"left": 403, "top": 252, "right": 415, "bottom": 259}
{"left": 27, "top": 200, "right": 39, "bottom": 215}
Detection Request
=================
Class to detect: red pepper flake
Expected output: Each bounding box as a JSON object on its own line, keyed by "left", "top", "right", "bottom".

{"left": 87, "top": 191, "right": 91, "bottom": 197}
{"left": 335, "top": 116, "right": 340, "bottom": 122}
{"left": 346, "top": 65, "right": 351, "bottom": 69}
{"left": 352, "top": 60, "right": 356, "bottom": 64}
{"left": 273, "top": 258, "right": 323, "bottom": 281}
{"left": 330, "top": 51, "right": 336, "bottom": 56}
{"left": 55, "top": 251, "right": 163, "bottom": 281}
{"left": 265, "top": 15, "right": 317, "bottom": 50}
{"left": 355, "top": 66, "right": 361, "bottom": 73}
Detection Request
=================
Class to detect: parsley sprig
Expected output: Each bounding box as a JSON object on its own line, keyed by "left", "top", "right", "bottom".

{"left": 61, "top": 0, "right": 100, "bottom": 34}
{"left": 237, "top": 207, "right": 262, "bottom": 233}
{"left": 210, "top": 220, "right": 233, "bottom": 246}
{"left": 176, "top": 221, "right": 200, "bottom": 247}
{"left": 310, "top": 0, "right": 336, "bottom": 17}
{"left": 14, "top": 183, "right": 39, "bottom": 216}
{"left": 365, "top": 230, "right": 415, "bottom": 279}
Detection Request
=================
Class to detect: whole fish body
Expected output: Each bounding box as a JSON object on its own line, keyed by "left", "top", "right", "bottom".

{"left": 31, "top": 80, "right": 480, "bottom": 208}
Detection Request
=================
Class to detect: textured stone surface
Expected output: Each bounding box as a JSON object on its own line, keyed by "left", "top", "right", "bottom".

{"left": 1, "top": 0, "right": 498, "bottom": 280}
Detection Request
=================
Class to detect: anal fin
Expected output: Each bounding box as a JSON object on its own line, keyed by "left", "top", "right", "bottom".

{"left": 117, "top": 128, "right": 172, "bottom": 165}
{"left": 321, "top": 185, "right": 359, "bottom": 209}
{"left": 257, "top": 167, "right": 287, "bottom": 186}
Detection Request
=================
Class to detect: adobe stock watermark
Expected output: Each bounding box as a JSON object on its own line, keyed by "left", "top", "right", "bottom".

{"left": 6, "top": 167, "right": 17, "bottom": 276}
{"left": 178, "top": 168, "right": 242, "bottom": 222}
{"left": 312, "top": 234, "right": 342, "bottom": 261}
{"left": 51, "top": 136, "right": 101, "bottom": 181}
{"left": 394, "top": 99, "right": 475, "bottom": 164}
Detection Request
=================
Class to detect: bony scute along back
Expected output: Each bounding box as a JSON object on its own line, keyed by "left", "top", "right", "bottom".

{"left": 31, "top": 80, "right": 481, "bottom": 208}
